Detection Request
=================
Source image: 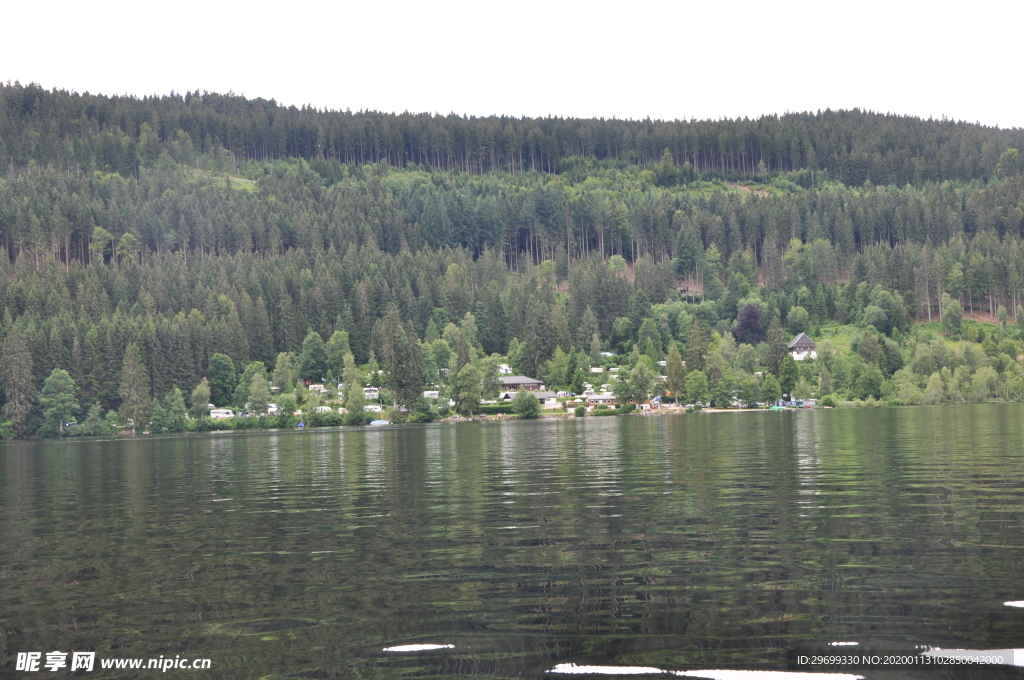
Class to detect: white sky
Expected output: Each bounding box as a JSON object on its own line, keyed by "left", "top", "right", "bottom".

{"left": 4, "top": 0, "right": 1021, "bottom": 128}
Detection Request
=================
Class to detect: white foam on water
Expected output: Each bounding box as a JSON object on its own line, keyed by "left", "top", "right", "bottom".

{"left": 382, "top": 644, "right": 454, "bottom": 652}
{"left": 1004, "top": 601, "right": 1024, "bottom": 608}
{"left": 549, "top": 664, "right": 668, "bottom": 674}
{"left": 829, "top": 642, "right": 858, "bottom": 646}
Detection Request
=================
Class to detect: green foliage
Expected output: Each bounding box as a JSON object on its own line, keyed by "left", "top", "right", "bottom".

{"left": 277, "top": 393, "right": 298, "bottom": 416}
{"left": 453, "top": 363, "right": 483, "bottom": 416}
{"left": 326, "top": 331, "right": 351, "bottom": 377}
{"left": 191, "top": 379, "right": 211, "bottom": 419}
{"left": 0, "top": 85, "right": 1024, "bottom": 437}
{"left": 760, "top": 374, "right": 782, "bottom": 404}
{"left": 248, "top": 373, "right": 271, "bottom": 414}
{"left": 685, "top": 370, "right": 710, "bottom": 405}
{"left": 119, "top": 343, "right": 149, "bottom": 434}
{"left": 39, "top": 369, "right": 79, "bottom": 436}
{"left": 511, "top": 390, "right": 542, "bottom": 418}
{"left": 942, "top": 294, "right": 964, "bottom": 338}
{"left": 150, "top": 388, "right": 188, "bottom": 433}
{"left": 298, "top": 331, "right": 329, "bottom": 382}
{"left": 208, "top": 354, "right": 236, "bottom": 407}
{"left": 2, "top": 326, "right": 35, "bottom": 437}
{"left": 778, "top": 355, "right": 799, "bottom": 396}
{"left": 574, "top": 405, "right": 586, "bottom": 417}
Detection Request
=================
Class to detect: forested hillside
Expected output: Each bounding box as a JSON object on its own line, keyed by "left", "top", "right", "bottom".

{"left": 1, "top": 83, "right": 1024, "bottom": 438}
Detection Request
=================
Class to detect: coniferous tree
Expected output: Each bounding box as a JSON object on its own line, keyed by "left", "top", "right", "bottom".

{"left": 767, "top": 316, "right": 787, "bottom": 376}
{"left": 119, "top": 343, "right": 149, "bottom": 434}
{"left": 342, "top": 353, "right": 367, "bottom": 425}
{"left": 2, "top": 326, "right": 35, "bottom": 437}
{"left": 666, "top": 344, "right": 686, "bottom": 401}
{"left": 298, "top": 331, "right": 329, "bottom": 382}
{"left": 208, "top": 353, "right": 236, "bottom": 407}
{"left": 325, "top": 331, "right": 351, "bottom": 378}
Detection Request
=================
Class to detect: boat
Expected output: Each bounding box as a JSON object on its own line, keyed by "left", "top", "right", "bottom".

{"left": 370, "top": 419, "right": 391, "bottom": 426}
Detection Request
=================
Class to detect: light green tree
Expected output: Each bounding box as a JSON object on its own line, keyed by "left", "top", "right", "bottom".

{"left": 760, "top": 374, "right": 782, "bottom": 405}
{"left": 248, "top": 372, "right": 271, "bottom": 414}
{"left": 511, "top": 390, "right": 541, "bottom": 418}
{"left": 272, "top": 352, "right": 296, "bottom": 393}
{"left": 39, "top": 368, "right": 79, "bottom": 436}
{"left": 190, "top": 378, "right": 211, "bottom": 418}
{"left": 685, "top": 370, "right": 709, "bottom": 405}
{"left": 629, "top": 362, "right": 655, "bottom": 403}
{"left": 342, "top": 353, "right": 367, "bottom": 425}
{"left": 453, "top": 363, "right": 482, "bottom": 416}
{"left": 942, "top": 293, "right": 963, "bottom": 337}
{"left": 792, "top": 376, "right": 814, "bottom": 400}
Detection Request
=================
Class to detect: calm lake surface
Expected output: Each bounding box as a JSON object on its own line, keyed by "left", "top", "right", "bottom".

{"left": 2, "top": 406, "right": 1024, "bottom": 679}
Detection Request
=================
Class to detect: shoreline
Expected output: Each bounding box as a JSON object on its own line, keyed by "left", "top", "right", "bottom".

{"left": 12, "top": 402, "right": 997, "bottom": 444}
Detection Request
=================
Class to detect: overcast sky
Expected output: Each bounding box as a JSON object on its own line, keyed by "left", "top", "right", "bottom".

{"left": 4, "top": 0, "right": 1021, "bottom": 128}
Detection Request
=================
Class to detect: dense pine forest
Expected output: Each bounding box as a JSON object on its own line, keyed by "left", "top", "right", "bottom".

{"left": 2, "top": 82, "right": 1024, "bottom": 438}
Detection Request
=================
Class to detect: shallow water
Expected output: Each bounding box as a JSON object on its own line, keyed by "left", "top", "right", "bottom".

{"left": 2, "top": 406, "right": 1024, "bottom": 678}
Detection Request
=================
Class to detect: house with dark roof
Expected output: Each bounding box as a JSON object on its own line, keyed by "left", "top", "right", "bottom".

{"left": 788, "top": 333, "right": 817, "bottom": 360}
{"left": 499, "top": 376, "right": 544, "bottom": 391}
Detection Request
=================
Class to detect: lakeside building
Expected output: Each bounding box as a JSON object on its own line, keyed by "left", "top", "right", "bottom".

{"left": 788, "top": 333, "right": 817, "bottom": 360}
{"left": 499, "top": 376, "right": 544, "bottom": 391}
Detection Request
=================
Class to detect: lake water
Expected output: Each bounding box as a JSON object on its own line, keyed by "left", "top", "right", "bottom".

{"left": 2, "top": 406, "right": 1024, "bottom": 679}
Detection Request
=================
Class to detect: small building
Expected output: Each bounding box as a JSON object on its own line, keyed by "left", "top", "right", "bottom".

{"left": 423, "top": 390, "right": 440, "bottom": 399}
{"left": 788, "top": 333, "right": 817, "bottom": 360}
{"left": 499, "top": 376, "right": 544, "bottom": 391}
{"left": 533, "top": 391, "right": 560, "bottom": 407}
{"left": 498, "top": 389, "right": 559, "bottom": 406}
{"left": 363, "top": 386, "right": 380, "bottom": 400}
{"left": 210, "top": 409, "right": 234, "bottom": 419}
{"left": 498, "top": 363, "right": 513, "bottom": 374}
{"left": 586, "top": 392, "right": 616, "bottom": 406}
{"left": 589, "top": 366, "right": 604, "bottom": 374}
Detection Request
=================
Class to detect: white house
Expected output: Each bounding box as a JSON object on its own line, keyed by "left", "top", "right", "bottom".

{"left": 363, "top": 386, "right": 380, "bottom": 400}
{"left": 533, "top": 391, "right": 560, "bottom": 407}
{"left": 210, "top": 409, "right": 234, "bottom": 419}
{"left": 788, "top": 333, "right": 818, "bottom": 360}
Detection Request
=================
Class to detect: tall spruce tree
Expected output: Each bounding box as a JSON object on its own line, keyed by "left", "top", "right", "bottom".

{"left": 119, "top": 343, "right": 149, "bottom": 434}
{"left": 2, "top": 326, "right": 35, "bottom": 437}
